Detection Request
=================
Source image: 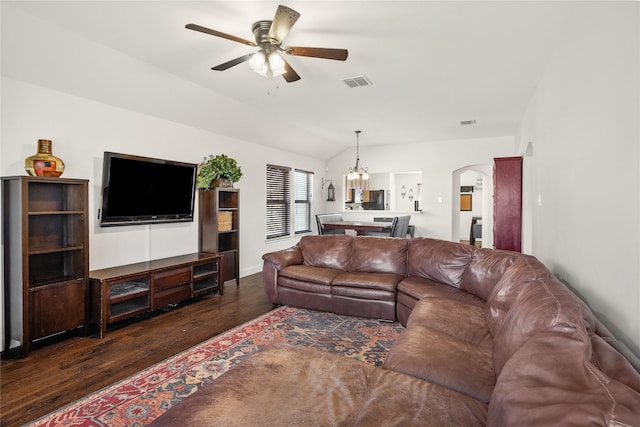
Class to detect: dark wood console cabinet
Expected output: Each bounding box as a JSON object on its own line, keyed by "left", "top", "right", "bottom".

{"left": 2, "top": 176, "right": 89, "bottom": 357}
{"left": 89, "top": 253, "right": 220, "bottom": 338}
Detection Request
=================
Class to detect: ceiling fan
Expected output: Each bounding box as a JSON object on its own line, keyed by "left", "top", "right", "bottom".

{"left": 186, "top": 4, "right": 348, "bottom": 83}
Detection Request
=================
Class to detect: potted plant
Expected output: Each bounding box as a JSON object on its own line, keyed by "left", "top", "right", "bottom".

{"left": 197, "top": 154, "right": 243, "bottom": 188}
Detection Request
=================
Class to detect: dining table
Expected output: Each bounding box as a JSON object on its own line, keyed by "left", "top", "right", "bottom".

{"left": 322, "top": 220, "right": 389, "bottom": 236}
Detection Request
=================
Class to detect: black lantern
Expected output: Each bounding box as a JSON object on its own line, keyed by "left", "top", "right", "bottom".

{"left": 327, "top": 182, "right": 335, "bottom": 201}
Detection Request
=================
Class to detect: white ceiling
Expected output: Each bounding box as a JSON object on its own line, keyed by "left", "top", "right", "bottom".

{"left": 3, "top": 1, "right": 577, "bottom": 160}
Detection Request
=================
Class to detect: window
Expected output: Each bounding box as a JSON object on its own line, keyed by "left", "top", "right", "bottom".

{"left": 294, "top": 169, "right": 314, "bottom": 234}
{"left": 266, "top": 164, "right": 290, "bottom": 239}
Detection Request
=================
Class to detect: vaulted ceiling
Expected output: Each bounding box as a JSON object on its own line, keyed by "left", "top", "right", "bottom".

{"left": 2, "top": 1, "right": 577, "bottom": 160}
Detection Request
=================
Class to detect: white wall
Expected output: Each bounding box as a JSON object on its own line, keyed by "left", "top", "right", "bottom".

{"left": 0, "top": 79, "right": 324, "bottom": 350}
{"left": 324, "top": 136, "right": 514, "bottom": 241}
{"left": 516, "top": 2, "right": 640, "bottom": 355}
{"left": 0, "top": 4, "right": 326, "bottom": 350}
{"left": 1, "top": 78, "right": 323, "bottom": 271}
{"left": 3, "top": 1, "right": 638, "bottom": 361}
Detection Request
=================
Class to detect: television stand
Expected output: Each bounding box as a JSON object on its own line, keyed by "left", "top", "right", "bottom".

{"left": 89, "top": 253, "right": 220, "bottom": 338}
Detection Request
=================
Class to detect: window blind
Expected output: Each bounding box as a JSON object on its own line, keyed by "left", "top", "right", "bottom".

{"left": 266, "top": 164, "right": 291, "bottom": 239}
{"left": 294, "top": 169, "right": 313, "bottom": 234}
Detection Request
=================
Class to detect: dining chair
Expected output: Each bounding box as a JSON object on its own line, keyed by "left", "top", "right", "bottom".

{"left": 363, "top": 217, "right": 394, "bottom": 236}
{"left": 315, "top": 213, "right": 345, "bottom": 235}
{"left": 389, "top": 215, "right": 411, "bottom": 238}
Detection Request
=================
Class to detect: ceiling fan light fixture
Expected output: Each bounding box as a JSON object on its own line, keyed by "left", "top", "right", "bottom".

{"left": 268, "top": 52, "right": 286, "bottom": 76}
{"left": 187, "top": 5, "right": 348, "bottom": 83}
{"left": 249, "top": 51, "right": 268, "bottom": 76}
{"left": 249, "top": 50, "right": 286, "bottom": 77}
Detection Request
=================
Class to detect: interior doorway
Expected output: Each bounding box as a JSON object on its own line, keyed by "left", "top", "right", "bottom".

{"left": 451, "top": 165, "right": 493, "bottom": 248}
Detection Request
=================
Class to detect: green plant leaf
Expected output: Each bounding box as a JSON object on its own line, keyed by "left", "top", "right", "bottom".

{"left": 197, "top": 154, "right": 243, "bottom": 188}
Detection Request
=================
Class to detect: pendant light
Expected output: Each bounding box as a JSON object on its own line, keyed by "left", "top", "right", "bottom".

{"left": 347, "top": 130, "right": 369, "bottom": 180}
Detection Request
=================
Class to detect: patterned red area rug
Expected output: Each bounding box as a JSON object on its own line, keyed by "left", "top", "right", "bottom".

{"left": 26, "top": 306, "right": 404, "bottom": 427}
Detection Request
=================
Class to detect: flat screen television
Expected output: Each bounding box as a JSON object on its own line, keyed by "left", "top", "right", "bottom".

{"left": 99, "top": 152, "right": 197, "bottom": 227}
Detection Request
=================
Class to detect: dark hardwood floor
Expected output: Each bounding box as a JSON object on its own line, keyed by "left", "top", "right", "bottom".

{"left": 0, "top": 273, "right": 274, "bottom": 427}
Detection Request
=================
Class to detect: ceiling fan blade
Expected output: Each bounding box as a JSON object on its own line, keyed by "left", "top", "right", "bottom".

{"left": 267, "top": 5, "right": 300, "bottom": 44}
{"left": 282, "top": 59, "right": 301, "bottom": 83}
{"left": 285, "top": 46, "right": 348, "bottom": 61}
{"left": 186, "top": 23, "right": 256, "bottom": 47}
{"left": 212, "top": 53, "right": 255, "bottom": 71}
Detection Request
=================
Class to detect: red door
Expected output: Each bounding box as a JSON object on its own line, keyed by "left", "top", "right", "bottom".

{"left": 493, "top": 157, "right": 522, "bottom": 252}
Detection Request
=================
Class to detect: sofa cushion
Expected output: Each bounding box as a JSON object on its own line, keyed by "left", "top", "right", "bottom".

{"left": 349, "top": 236, "right": 408, "bottom": 275}
{"left": 485, "top": 255, "right": 553, "bottom": 337}
{"left": 276, "top": 286, "right": 333, "bottom": 313}
{"left": 332, "top": 272, "right": 403, "bottom": 293}
{"left": 151, "top": 343, "right": 488, "bottom": 427}
{"left": 332, "top": 296, "right": 397, "bottom": 321}
{"left": 279, "top": 265, "right": 342, "bottom": 286}
{"left": 331, "top": 272, "right": 401, "bottom": 304}
{"left": 396, "top": 277, "right": 486, "bottom": 326}
{"left": 590, "top": 334, "right": 640, "bottom": 393}
{"left": 332, "top": 286, "right": 396, "bottom": 302}
{"left": 355, "top": 360, "right": 488, "bottom": 427}
{"left": 398, "top": 277, "right": 486, "bottom": 307}
{"left": 407, "top": 238, "right": 475, "bottom": 287}
{"left": 460, "top": 248, "right": 523, "bottom": 301}
{"left": 298, "top": 234, "right": 353, "bottom": 271}
{"left": 488, "top": 328, "right": 640, "bottom": 427}
{"left": 383, "top": 325, "right": 495, "bottom": 403}
{"left": 278, "top": 276, "right": 332, "bottom": 294}
{"left": 492, "top": 276, "right": 596, "bottom": 375}
{"left": 407, "top": 298, "right": 492, "bottom": 349}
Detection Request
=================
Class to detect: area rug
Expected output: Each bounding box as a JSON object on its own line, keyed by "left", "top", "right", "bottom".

{"left": 26, "top": 306, "right": 404, "bottom": 427}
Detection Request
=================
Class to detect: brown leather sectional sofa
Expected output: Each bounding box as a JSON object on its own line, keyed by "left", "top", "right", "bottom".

{"left": 154, "top": 235, "right": 640, "bottom": 426}
{"left": 261, "top": 235, "right": 640, "bottom": 425}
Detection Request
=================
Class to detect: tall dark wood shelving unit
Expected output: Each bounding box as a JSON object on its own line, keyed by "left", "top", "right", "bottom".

{"left": 2, "top": 176, "right": 89, "bottom": 356}
{"left": 198, "top": 188, "right": 240, "bottom": 287}
{"left": 493, "top": 156, "right": 523, "bottom": 252}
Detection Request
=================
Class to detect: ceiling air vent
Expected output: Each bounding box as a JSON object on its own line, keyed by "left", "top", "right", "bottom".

{"left": 342, "top": 75, "right": 372, "bottom": 88}
{"left": 460, "top": 120, "right": 476, "bottom": 126}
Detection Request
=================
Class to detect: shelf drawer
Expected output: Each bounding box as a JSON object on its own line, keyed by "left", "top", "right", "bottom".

{"left": 154, "top": 284, "right": 191, "bottom": 308}
{"left": 29, "top": 281, "right": 86, "bottom": 340}
{"left": 110, "top": 279, "right": 150, "bottom": 303}
{"left": 220, "top": 250, "right": 238, "bottom": 284}
{"left": 193, "top": 259, "right": 218, "bottom": 279}
{"left": 153, "top": 267, "right": 191, "bottom": 292}
{"left": 110, "top": 296, "right": 150, "bottom": 320}
{"left": 194, "top": 275, "right": 219, "bottom": 295}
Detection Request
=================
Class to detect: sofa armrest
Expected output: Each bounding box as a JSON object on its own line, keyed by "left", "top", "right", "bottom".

{"left": 262, "top": 246, "right": 303, "bottom": 270}
{"left": 262, "top": 247, "right": 303, "bottom": 305}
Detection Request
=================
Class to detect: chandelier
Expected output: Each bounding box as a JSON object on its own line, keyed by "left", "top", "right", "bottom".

{"left": 347, "top": 130, "right": 369, "bottom": 180}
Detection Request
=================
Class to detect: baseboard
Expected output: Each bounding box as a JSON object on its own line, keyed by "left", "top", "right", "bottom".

{"left": 240, "top": 264, "right": 263, "bottom": 278}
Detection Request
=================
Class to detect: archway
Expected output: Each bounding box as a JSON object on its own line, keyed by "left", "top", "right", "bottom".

{"left": 451, "top": 165, "right": 493, "bottom": 248}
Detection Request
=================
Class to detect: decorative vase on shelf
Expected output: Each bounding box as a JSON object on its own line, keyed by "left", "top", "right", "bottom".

{"left": 24, "top": 139, "right": 65, "bottom": 177}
